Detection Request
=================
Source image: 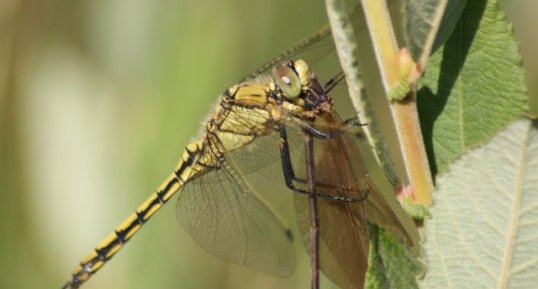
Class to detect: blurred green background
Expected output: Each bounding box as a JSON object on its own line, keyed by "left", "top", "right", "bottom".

{"left": 0, "top": 1, "right": 536, "bottom": 289}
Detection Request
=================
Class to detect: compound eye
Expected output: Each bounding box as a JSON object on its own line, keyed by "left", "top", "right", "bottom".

{"left": 273, "top": 64, "right": 302, "bottom": 99}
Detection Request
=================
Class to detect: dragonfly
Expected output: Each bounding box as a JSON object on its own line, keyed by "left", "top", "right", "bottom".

{"left": 62, "top": 3, "right": 409, "bottom": 289}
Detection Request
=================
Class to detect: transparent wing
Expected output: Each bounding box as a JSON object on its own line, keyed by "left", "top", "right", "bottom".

{"left": 242, "top": 4, "right": 366, "bottom": 82}
{"left": 243, "top": 22, "right": 335, "bottom": 81}
{"left": 176, "top": 137, "right": 295, "bottom": 277}
{"left": 212, "top": 99, "right": 302, "bottom": 183}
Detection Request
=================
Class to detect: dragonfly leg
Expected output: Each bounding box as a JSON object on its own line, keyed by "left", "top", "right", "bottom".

{"left": 278, "top": 125, "right": 368, "bottom": 202}
{"left": 323, "top": 71, "right": 345, "bottom": 92}
{"left": 296, "top": 118, "right": 366, "bottom": 140}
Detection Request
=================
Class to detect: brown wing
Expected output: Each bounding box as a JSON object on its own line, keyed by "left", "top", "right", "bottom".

{"left": 294, "top": 112, "right": 370, "bottom": 289}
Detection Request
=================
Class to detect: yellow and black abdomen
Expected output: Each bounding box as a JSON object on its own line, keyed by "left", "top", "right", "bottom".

{"left": 62, "top": 139, "right": 215, "bottom": 288}
{"left": 62, "top": 78, "right": 281, "bottom": 288}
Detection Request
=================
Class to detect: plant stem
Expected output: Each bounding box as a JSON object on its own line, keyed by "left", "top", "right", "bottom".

{"left": 361, "top": 0, "right": 433, "bottom": 206}
{"left": 324, "top": 0, "right": 401, "bottom": 189}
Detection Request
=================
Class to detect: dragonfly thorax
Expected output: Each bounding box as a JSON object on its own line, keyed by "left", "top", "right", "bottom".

{"left": 222, "top": 59, "right": 332, "bottom": 123}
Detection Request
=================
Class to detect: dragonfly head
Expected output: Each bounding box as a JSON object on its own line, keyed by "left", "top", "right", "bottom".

{"left": 273, "top": 59, "right": 332, "bottom": 116}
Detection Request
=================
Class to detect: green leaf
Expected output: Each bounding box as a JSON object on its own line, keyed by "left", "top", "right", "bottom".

{"left": 431, "top": 0, "right": 467, "bottom": 54}
{"left": 417, "top": 0, "right": 528, "bottom": 175}
{"left": 366, "top": 224, "right": 422, "bottom": 289}
{"left": 420, "top": 118, "right": 538, "bottom": 289}
{"left": 404, "top": 0, "right": 467, "bottom": 62}
{"left": 405, "top": 0, "right": 441, "bottom": 59}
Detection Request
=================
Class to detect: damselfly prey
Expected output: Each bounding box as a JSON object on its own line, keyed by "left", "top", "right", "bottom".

{"left": 62, "top": 7, "right": 391, "bottom": 289}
